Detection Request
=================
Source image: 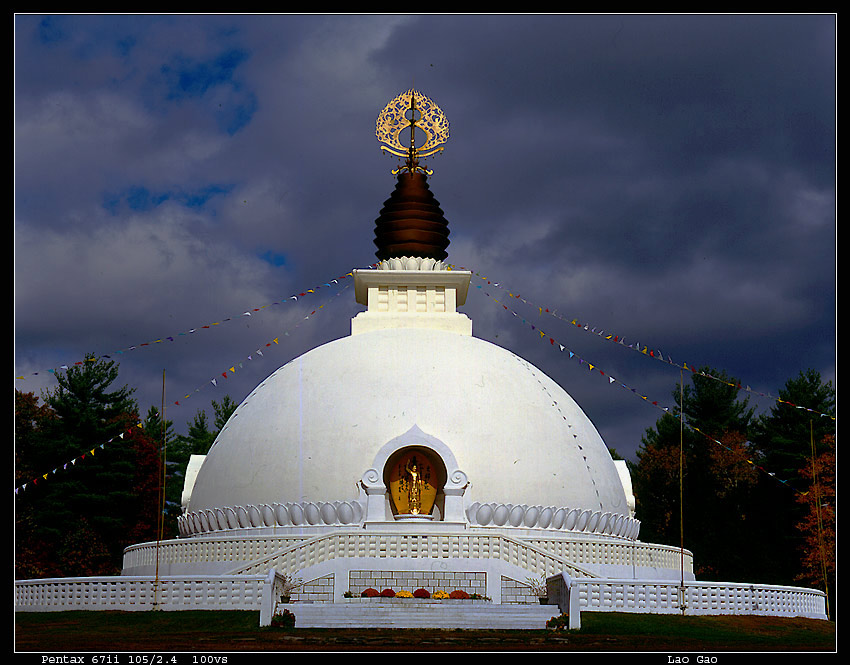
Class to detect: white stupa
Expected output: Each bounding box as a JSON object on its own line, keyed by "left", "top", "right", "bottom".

{"left": 16, "top": 92, "right": 826, "bottom": 625}
{"left": 121, "top": 90, "right": 693, "bottom": 603}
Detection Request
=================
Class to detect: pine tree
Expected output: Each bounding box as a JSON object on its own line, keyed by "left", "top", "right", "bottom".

{"left": 166, "top": 408, "right": 214, "bottom": 532}
{"left": 15, "top": 355, "right": 144, "bottom": 576}
{"left": 14, "top": 391, "right": 54, "bottom": 490}
{"left": 633, "top": 367, "right": 759, "bottom": 581}
{"left": 211, "top": 395, "right": 238, "bottom": 431}
{"left": 15, "top": 391, "right": 58, "bottom": 578}
{"left": 751, "top": 369, "right": 835, "bottom": 482}
{"left": 749, "top": 369, "right": 836, "bottom": 587}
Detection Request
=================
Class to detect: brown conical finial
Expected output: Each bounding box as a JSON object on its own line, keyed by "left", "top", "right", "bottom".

{"left": 373, "top": 170, "right": 450, "bottom": 261}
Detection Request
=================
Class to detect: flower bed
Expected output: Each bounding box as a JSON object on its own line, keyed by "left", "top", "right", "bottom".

{"left": 350, "top": 588, "right": 489, "bottom": 602}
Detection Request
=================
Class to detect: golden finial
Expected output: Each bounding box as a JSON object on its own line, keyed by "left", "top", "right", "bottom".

{"left": 376, "top": 89, "right": 450, "bottom": 175}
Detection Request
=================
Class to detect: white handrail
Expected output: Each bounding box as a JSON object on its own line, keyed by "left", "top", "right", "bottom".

{"left": 547, "top": 576, "right": 829, "bottom": 628}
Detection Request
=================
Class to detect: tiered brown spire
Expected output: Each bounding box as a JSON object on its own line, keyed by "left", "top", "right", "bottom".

{"left": 373, "top": 90, "right": 451, "bottom": 261}
{"left": 373, "top": 171, "right": 450, "bottom": 261}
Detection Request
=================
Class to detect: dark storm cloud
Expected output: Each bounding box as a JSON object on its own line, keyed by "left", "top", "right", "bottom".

{"left": 373, "top": 14, "right": 834, "bottom": 259}
{"left": 15, "top": 14, "right": 835, "bottom": 462}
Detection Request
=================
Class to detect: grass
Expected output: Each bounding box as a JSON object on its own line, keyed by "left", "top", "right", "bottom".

{"left": 15, "top": 610, "right": 836, "bottom": 652}
{"left": 576, "top": 612, "right": 835, "bottom": 650}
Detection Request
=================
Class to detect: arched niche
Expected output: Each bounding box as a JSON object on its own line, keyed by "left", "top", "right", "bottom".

{"left": 360, "top": 425, "right": 469, "bottom": 523}
{"left": 385, "top": 446, "right": 445, "bottom": 518}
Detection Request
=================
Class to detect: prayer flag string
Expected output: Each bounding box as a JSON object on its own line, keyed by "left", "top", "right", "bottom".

{"left": 172, "top": 280, "right": 351, "bottom": 408}
{"left": 472, "top": 277, "right": 811, "bottom": 496}
{"left": 14, "top": 423, "right": 144, "bottom": 495}
{"left": 14, "top": 279, "right": 353, "bottom": 495}
{"left": 457, "top": 266, "right": 834, "bottom": 422}
{"left": 15, "top": 266, "right": 374, "bottom": 382}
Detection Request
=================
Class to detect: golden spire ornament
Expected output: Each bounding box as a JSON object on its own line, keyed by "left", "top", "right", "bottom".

{"left": 376, "top": 89, "right": 450, "bottom": 175}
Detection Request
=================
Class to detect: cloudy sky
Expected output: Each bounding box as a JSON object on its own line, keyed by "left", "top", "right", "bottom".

{"left": 15, "top": 14, "right": 835, "bottom": 466}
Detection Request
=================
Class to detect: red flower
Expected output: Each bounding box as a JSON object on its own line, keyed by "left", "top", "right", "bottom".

{"left": 449, "top": 589, "right": 470, "bottom": 599}
{"left": 361, "top": 588, "right": 379, "bottom": 597}
{"left": 380, "top": 588, "right": 396, "bottom": 597}
{"left": 413, "top": 588, "right": 430, "bottom": 598}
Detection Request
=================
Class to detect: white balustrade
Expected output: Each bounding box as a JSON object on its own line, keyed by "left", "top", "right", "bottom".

{"left": 547, "top": 575, "right": 829, "bottom": 628}
{"left": 15, "top": 574, "right": 273, "bottom": 613}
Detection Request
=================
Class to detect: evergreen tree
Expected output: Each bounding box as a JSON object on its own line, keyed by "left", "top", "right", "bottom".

{"left": 211, "top": 395, "right": 238, "bottom": 431}
{"left": 633, "top": 367, "right": 759, "bottom": 581}
{"left": 137, "top": 405, "right": 176, "bottom": 540}
{"left": 141, "top": 404, "right": 175, "bottom": 449}
{"left": 751, "top": 369, "right": 835, "bottom": 482}
{"left": 749, "top": 369, "right": 836, "bottom": 586}
{"left": 180, "top": 409, "right": 217, "bottom": 457}
{"left": 15, "top": 391, "right": 57, "bottom": 578}
{"left": 166, "top": 408, "right": 214, "bottom": 533}
{"left": 14, "top": 391, "right": 54, "bottom": 489}
{"left": 15, "top": 355, "right": 146, "bottom": 576}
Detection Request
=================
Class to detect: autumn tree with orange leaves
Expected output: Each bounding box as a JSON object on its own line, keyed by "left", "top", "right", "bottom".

{"left": 795, "top": 433, "right": 835, "bottom": 611}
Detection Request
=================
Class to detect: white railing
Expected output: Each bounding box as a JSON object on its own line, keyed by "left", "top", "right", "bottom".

{"left": 547, "top": 574, "right": 829, "bottom": 629}
{"left": 224, "top": 531, "right": 600, "bottom": 579}
{"left": 123, "top": 534, "right": 311, "bottom": 571}
{"left": 17, "top": 571, "right": 828, "bottom": 628}
{"left": 125, "top": 530, "right": 690, "bottom": 578}
{"left": 15, "top": 572, "right": 279, "bottom": 618}
{"left": 528, "top": 536, "right": 693, "bottom": 575}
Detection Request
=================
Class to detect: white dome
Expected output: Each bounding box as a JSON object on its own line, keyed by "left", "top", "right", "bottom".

{"left": 187, "top": 327, "right": 630, "bottom": 518}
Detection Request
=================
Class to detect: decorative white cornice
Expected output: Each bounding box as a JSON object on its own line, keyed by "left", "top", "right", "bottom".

{"left": 353, "top": 266, "right": 471, "bottom": 306}
{"left": 465, "top": 502, "right": 640, "bottom": 540}
{"left": 351, "top": 264, "right": 473, "bottom": 335}
{"left": 177, "top": 499, "right": 640, "bottom": 541}
{"left": 377, "top": 256, "right": 446, "bottom": 271}
{"left": 177, "top": 500, "right": 365, "bottom": 536}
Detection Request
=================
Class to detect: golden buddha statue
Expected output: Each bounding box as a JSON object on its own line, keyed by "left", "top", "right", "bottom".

{"left": 405, "top": 458, "right": 423, "bottom": 515}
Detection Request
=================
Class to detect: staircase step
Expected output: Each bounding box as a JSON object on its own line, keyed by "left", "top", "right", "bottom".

{"left": 281, "top": 602, "right": 560, "bottom": 629}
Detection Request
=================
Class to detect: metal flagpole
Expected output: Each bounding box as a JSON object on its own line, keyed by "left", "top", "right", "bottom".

{"left": 679, "top": 368, "right": 686, "bottom": 614}
{"left": 810, "top": 420, "right": 830, "bottom": 619}
{"left": 154, "top": 369, "right": 166, "bottom": 609}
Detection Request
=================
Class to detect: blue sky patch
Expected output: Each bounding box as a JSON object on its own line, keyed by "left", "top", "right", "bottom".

{"left": 158, "top": 48, "right": 257, "bottom": 133}
{"left": 162, "top": 49, "right": 250, "bottom": 100}
{"left": 219, "top": 92, "right": 258, "bottom": 135}
{"left": 259, "top": 250, "right": 288, "bottom": 267}
{"left": 102, "top": 184, "right": 232, "bottom": 214}
{"left": 36, "top": 16, "right": 67, "bottom": 45}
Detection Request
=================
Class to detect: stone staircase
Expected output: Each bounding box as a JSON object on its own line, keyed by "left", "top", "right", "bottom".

{"left": 281, "top": 599, "right": 561, "bottom": 629}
